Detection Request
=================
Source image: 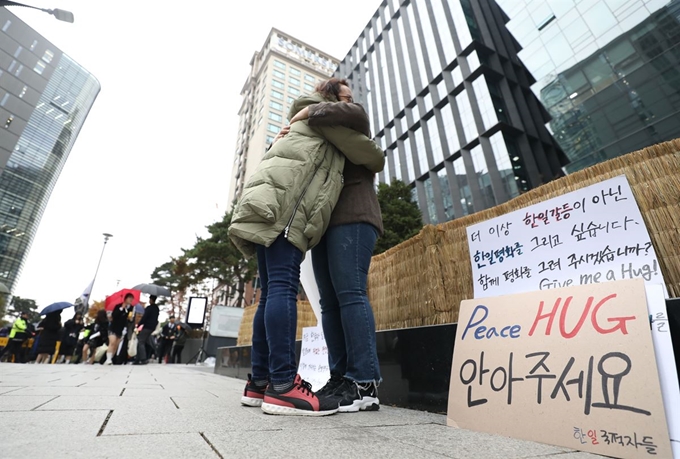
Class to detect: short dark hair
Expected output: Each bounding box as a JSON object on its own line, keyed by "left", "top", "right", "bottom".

{"left": 124, "top": 293, "right": 134, "bottom": 301}
{"left": 149, "top": 295, "right": 157, "bottom": 302}
{"left": 169, "top": 315, "right": 175, "bottom": 319}
{"left": 315, "top": 77, "right": 350, "bottom": 101}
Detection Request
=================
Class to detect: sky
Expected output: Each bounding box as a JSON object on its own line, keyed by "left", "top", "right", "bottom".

{"left": 11, "top": 0, "right": 383, "bottom": 313}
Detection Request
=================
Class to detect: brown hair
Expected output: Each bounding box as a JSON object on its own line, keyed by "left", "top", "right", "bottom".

{"left": 315, "top": 77, "right": 350, "bottom": 101}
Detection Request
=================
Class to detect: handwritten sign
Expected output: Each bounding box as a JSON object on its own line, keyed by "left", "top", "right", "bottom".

{"left": 447, "top": 279, "right": 672, "bottom": 458}
{"left": 297, "top": 326, "right": 330, "bottom": 392}
{"left": 466, "top": 176, "right": 665, "bottom": 298}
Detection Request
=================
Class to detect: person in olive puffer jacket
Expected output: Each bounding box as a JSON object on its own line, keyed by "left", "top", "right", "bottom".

{"left": 230, "top": 78, "right": 384, "bottom": 416}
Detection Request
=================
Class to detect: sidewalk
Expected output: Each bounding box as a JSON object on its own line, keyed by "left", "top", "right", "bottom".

{"left": 0, "top": 363, "right": 599, "bottom": 459}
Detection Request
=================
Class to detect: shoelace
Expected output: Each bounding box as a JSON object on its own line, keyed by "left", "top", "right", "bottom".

{"left": 297, "top": 378, "right": 314, "bottom": 396}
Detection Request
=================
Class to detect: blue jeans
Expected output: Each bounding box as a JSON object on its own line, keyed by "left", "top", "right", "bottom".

{"left": 311, "top": 223, "right": 382, "bottom": 384}
{"left": 251, "top": 233, "right": 302, "bottom": 385}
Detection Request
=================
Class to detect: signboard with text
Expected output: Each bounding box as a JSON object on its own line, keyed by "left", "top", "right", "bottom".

{"left": 447, "top": 279, "right": 671, "bottom": 458}
{"left": 466, "top": 175, "right": 665, "bottom": 298}
{"left": 297, "top": 326, "right": 330, "bottom": 392}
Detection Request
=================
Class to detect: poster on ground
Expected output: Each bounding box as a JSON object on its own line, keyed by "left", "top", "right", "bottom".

{"left": 447, "top": 279, "right": 672, "bottom": 459}
{"left": 466, "top": 175, "right": 665, "bottom": 298}
{"left": 297, "top": 326, "right": 330, "bottom": 392}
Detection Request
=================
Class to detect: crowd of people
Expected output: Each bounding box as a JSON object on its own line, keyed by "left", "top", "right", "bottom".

{"left": 0, "top": 294, "right": 189, "bottom": 365}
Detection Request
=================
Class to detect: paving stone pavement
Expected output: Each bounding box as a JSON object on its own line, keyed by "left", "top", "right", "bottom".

{"left": 0, "top": 363, "right": 603, "bottom": 459}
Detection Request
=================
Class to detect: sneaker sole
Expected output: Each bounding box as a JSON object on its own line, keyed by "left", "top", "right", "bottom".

{"left": 241, "top": 396, "right": 263, "bottom": 407}
{"left": 338, "top": 396, "right": 380, "bottom": 413}
{"left": 261, "top": 402, "right": 338, "bottom": 416}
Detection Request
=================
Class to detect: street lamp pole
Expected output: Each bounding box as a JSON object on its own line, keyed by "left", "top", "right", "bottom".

{"left": 87, "top": 233, "right": 112, "bottom": 310}
{"left": 0, "top": 1, "right": 74, "bottom": 23}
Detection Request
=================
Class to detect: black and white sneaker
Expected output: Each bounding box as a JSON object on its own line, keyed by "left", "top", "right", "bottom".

{"left": 336, "top": 378, "right": 380, "bottom": 413}
{"left": 315, "top": 373, "right": 344, "bottom": 398}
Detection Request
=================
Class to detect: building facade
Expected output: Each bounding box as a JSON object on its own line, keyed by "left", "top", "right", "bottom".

{"left": 228, "top": 28, "right": 339, "bottom": 206}
{"left": 499, "top": 0, "right": 680, "bottom": 172}
{"left": 334, "top": 0, "right": 568, "bottom": 225}
{"left": 0, "top": 9, "right": 100, "bottom": 292}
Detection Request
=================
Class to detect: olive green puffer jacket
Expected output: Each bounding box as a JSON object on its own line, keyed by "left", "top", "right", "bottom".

{"left": 228, "top": 93, "right": 384, "bottom": 258}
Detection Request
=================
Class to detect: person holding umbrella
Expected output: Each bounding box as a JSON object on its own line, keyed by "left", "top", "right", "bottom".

{"left": 58, "top": 312, "right": 84, "bottom": 363}
{"left": 158, "top": 316, "right": 177, "bottom": 364}
{"left": 106, "top": 293, "right": 135, "bottom": 365}
{"left": 133, "top": 295, "right": 159, "bottom": 365}
{"left": 171, "top": 323, "right": 188, "bottom": 364}
{"left": 35, "top": 311, "right": 62, "bottom": 364}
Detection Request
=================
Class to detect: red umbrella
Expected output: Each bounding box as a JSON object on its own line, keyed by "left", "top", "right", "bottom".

{"left": 105, "top": 289, "right": 141, "bottom": 311}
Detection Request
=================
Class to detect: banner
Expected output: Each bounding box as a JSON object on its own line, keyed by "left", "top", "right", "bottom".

{"left": 466, "top": 175, "right": 665, "bottom": 298}
{"left": 297, "top": 326, "right": 330, "bottom": 392}
{"left": 447, "top": 279, "right": 671, "bottom": 458}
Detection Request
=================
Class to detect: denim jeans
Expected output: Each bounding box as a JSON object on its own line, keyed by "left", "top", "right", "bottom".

{"left": 311, "top": 223, "right": 381, "bottom": 384}
{"left": 251, "top": 233, "right": 302, "bottom": 385}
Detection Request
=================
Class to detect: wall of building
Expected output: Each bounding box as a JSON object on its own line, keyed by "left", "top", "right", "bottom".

{"left": 0, "top": 10, "right": 100, "bottom": 292}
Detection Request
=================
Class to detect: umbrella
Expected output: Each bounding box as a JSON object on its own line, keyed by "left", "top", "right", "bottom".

{"left": 177, "top": 322, "right": 192, "bottom": 331}
{"left": 132, "top": 283, "right": 171, "bottom": 297}
{"left": 0, "top": 282, "right": 9, "bottom": 294}
{"left": 40, "top": 301, "right": 73, "bottom": 315}
{"left": 104, "top": 289, "right": 141, "bottom": 311}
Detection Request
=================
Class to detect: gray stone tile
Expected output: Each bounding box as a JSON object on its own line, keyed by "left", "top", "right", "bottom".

{"left": 0, "top": 395, "right": 58, "bottom": 411}
{"left": 0, "top": 410, "right": 107, "bottom": 445}
{"left": 37, "top": 395, "right": 178, "bottom": 411}
{"left": 202, "top": 428, "right": 448, "bottom": 459}
{"left": 0, "top": 386, "right": 23, "bottom": 394}
{"left": 121, "top": 387, "right": 217, "bottom": 397}
{"left": 8, "top": 386, "right": 122, "bottom": 396}
{"left": 335, "top": 406, "right": 447, "bottom": 428}
{"left": 373, "top": 424, "right": 571, "bottom": 459}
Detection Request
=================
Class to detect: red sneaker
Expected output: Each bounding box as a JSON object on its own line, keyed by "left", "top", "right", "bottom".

{"left": 261, "top": 374, "right": 338, "bottom": 416}
{"left": 241, "top": 373, "right": 266, "bottom": 407}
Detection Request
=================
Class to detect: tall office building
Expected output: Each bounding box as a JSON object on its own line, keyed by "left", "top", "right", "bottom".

{"left": 0, "top": 9, "right": 100, "bottom": 292}
{"left": 228, "top": 28, "right": 339, "bottom": 205}
{"left": 498, "top": 0, "right": 680, "bottom": 172}
{"left": 335, "top": 0, "right": 568, "bottom": 225}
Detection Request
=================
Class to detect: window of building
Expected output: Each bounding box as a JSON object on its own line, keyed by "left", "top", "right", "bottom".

{"left": 304, "top": 83, "right": 314, "bottom": 92}
{"left": 304, "top": 74, "right": 316, "bottom": 82}
{"left": 437, "top": 168, "right": 454, "bottom": 220}
{"left": 414, "top": 127, "right": 428, "bottom": 175}
{"left": 290, "top": 67, "right": 301, "bottom": 76}
{"left": 270, "top": 100, "right": 283, "bottom": 111}
{"left": 269, "top": 112, "right": 283, "bottom": 122}
{"left": 271, "top": 90, "right": 284, "bottom": 100}
{"left": 274, "top": 60, "right": 286, "bottom": 69}
{"left": 42, "top": 49, "right": 54, "bottom": 63}
{"left": 2, "top": 20, "right": 10, "bottom": 32}
{"left": 456, "top": 91, "right": 476, "bottom": 143}
{"left": 391, "top": 148, "right": 402, "bottom": 181}
{"left": 423, "top": 176, "right": 438, "bottom": 224}
{"left": 287, "top": 96, "right": 295, "bottom": 104}
{"left": 414, "top": 0, "right": 441, "bottom": 74}
{"left": 272, "top": 80, "right": 285, "bottom": 89}
{"left": 288, "top": 87, "right": 300, "bottom": 96}
{"left": 33, "top": 60, "right": 46, "bottom": 75}
{"left": 267, "top": 123, "right": 280, "bottom": 133}
{"left": 453, "top": 156, "right": 473, "bottom": 216}
{"left": 404, "top": 3, "right": 429, "bottom": 93}
{"left": 404, "top": 137, "right": 416, "bottom": 182}
{"left": 472, "top": 76, "right": 497, "bottom": 131}
{"left": 471, "top": 144, "right": 495, "bottom": 209}
{"left": 289, "top": 76, "right": 300, "bottom": 86}
{"left": 489, "top": 131, "right": 519, "bottom": 199}
{"left": 385, "top": 28, "right": 405, "bottom": 111}
{"left": 396, "top": 17, "right": 417, "bottom": 101}
{"left": 273, "top": 69, "right": 285, "bottom": 79}
{"left": 427, "top": 116, "right": 444, "bottom": 164}
{"left": 266, "top": 135, "right": 275, "bottom": 144}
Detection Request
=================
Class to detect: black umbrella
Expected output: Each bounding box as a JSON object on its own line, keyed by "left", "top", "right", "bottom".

{"left": 131, "top": 283, "right": 171, "bottom": 297}
{"left": 39, "top": 301, "right": 73, "bottom": 315}
{"left": 177, "top": 322, "right": 192, "bottom": 331}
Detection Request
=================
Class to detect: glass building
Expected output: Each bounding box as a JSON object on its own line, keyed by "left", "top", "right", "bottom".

{"left": 335, "top": 0, "right": 568, "bottom": 224}
{"left": 498, "top": 0, "right": 680, "bottom": 172}
{"left": 0, "top": 9, "right": 100, "bottom": 293}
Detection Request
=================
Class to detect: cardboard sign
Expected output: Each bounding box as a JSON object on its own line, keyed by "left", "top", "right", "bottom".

{"left": 297, "top": 326, "right": 330, "bottom": 392}
{"left": 466, "top": 175, "right": 665, "bottom": 298}
{"left": 447, "top": 279, "right": 672, "bottom": 458}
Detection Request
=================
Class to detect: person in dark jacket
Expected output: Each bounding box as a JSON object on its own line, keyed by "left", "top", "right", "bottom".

{"left": 171, "top": 324, "right": 187, "bottom": 364}
{"left": 106, "top": 293, "right": 135, "bottom": 365}
{"left": 158, "top": 316, "right": 177, "bottom": 363}
{"left": 58, "top": 312, "right": 84, "bottom": 363}
{"left": 35, "top": 311, "right": 62, "bottom": 364}
{"left": 82, "top": 309, "right": 109, "bottom": 364}
{"left": 289, "top": 87, "right": 384, "bottom": 412}
{"left": 133, "top": 295, "right": 159, "bottom": 365}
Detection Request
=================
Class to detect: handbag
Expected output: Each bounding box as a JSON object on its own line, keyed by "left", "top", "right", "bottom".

{"left": 94, "top": 344, "right": 107, "bottom": 362}
{"left": 127, "top": 332, "right": 138, "bottom": 357}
